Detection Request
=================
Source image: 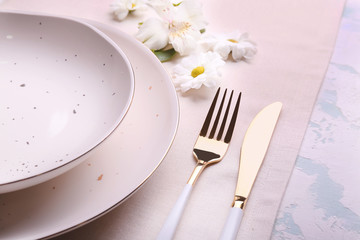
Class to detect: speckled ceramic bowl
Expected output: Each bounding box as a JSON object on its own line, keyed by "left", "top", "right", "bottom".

{"left": 0, "top": 11, "right": 135, "bottom": 193}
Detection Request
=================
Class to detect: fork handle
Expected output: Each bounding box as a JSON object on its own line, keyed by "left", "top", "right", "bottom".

{"left": 157, "top": 184, "right": 193, "bottom": 240}
{"left": 219, "top": 207, "right": 243, "bottom": 240}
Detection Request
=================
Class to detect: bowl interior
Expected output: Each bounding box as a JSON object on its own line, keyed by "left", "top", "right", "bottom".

{"left": 0, "top": 12, "right": 134, "bottom": 187}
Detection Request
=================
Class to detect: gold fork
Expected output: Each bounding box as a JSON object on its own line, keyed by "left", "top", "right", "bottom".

{"left": 157, "top": 88, "right": 241, "bottom": 240}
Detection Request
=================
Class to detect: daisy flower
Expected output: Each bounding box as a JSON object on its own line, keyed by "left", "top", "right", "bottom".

{"left": 111, "top": 0, "right": 147, "bottom": 21}
{"left": 136, "top": 0, "right": 207, "bottom": 55}
{"left": 172, "top": 52, "right": 225, "bottom": 92}
{"left": 200, "top": 31, "right": 257, "bottom": 61}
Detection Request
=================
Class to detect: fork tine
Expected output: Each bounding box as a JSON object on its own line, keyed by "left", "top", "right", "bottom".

{"left": 217, "top": 90, "right": 233, "bottom": 140}
{"left": 224, "top": 92, "right": 242, "bottom": 143}
{"left": 209, "top": 89, "right": 227, "bottom": 139}
{"left": 200, "top": 87, "right": 220, "bottom": 137}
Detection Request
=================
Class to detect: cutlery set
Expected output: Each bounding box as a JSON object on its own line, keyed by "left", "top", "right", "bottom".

{"left": 157, "top": 88, "right": 282, "bottom": 240}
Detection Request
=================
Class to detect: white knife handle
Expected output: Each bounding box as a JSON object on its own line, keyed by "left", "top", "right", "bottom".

{"left": 219, "top": 207, "right": 243, "bottom": 240}
{"left": 157, "top": 184, "right": 193, "bottom": 240}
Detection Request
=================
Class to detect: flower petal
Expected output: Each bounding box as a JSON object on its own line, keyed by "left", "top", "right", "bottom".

{"left": 213, "top": 43, "right": 232, "bottom": 60}
{"left": 231, "top": 47, "right": 245, "bottom": 61}
{"left": 169, "top": 24, "right": 201, "bottom": 55}
{"left": 173, "top": 65, "right": 190, "bottom": 75}
{"left": 136, "top": 18, "right": 170, "bottom": 50}
{"left": 199, "top": 33, "right": 218, "bottom": 51}
{"left": 111, "top": 1, "right": 130, "bottom": 21}
{"left": 111, "top": 0, "right": 147, "bottom": 20}
{"left": 148, "top": 0, "right": 175, "bottom": 21}
{"left": 175, "top": 0, "right": 207, "bottom": 29}
{"left": 114, "top": 9, "right": 129, "bottom": 20}
{"left": 231, "top": 41, "right": 257, "bottom": 61}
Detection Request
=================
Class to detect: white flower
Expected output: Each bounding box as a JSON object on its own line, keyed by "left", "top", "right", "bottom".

{"left": 168, "top": 20, "right": 202, "bottom": 55}
{"left": 136, "top": 0, "right": 207, "bottom": 55}
{"left": 111, "top": 0, "right": 147, "bottom": 21}
{"left": 200, "top": 31, "right": 257, "bottom": 61}
{"left": 136, "top": 18, "right": 169, "bottom": 50}
{"left": 172, "top": 52, "right": 225, "bottom": 92}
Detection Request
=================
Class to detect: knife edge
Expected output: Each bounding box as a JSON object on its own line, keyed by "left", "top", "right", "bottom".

{"left": 233, "top": 102, "right": 282, "bottom": 208}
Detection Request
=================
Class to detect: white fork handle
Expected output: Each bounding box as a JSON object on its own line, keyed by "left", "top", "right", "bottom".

{"left": 219, "top": 207, "right": 243, "bottom": 240}
{"left": 156, "top": 184, "right": 193, "bottom": 240}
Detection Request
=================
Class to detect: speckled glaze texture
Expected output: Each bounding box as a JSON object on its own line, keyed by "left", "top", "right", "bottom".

{"left": 0, "top": 20, "right": 178, "bottom": 240}
{"left": 272, "top": 1, "right": 360, "bottom": 239}
{"left": 0, "top": 12, "right": 134, "bottom": 193}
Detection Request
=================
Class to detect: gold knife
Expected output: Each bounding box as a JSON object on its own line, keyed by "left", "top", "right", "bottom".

{"left": 219, "top": 102, "right": 282, "bottom": 240}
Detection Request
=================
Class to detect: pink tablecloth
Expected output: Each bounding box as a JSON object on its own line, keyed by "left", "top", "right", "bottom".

{"left": 0, "top": 0, "right": 345, "bottom": 239}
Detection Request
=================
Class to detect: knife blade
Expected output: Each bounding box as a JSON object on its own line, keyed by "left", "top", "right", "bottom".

{"left": 219, "top": 102, "right": 282, "bottom": 240}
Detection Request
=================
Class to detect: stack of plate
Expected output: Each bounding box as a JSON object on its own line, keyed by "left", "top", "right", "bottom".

{"left": 0, "top": 11, "right": 179, "bottom": 239}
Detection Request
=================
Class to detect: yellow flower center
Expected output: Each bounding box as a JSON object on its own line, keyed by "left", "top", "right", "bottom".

{"left": 131, "top": 3, "right": 136, "bottom": 8}
{"left": 227, "top": 39, "right": 238, "bottom": 43}
{"left": 191, "top": 66, "right": 205, "bottom": 78}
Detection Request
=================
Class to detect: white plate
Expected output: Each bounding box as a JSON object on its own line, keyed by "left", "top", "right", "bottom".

{"left": 0, "top": 12, "right": 134, "bottom": 193}
{"left": 0, "top": 19, "right": 179, "bottom": 239}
